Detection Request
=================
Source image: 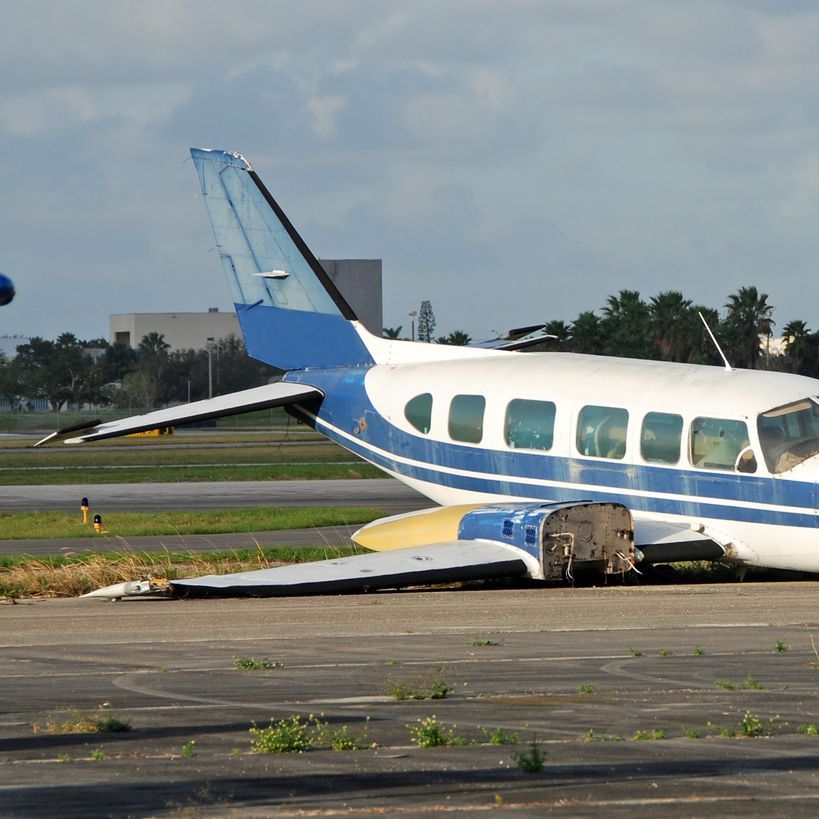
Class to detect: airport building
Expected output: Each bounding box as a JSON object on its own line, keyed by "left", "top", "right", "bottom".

{"left": 109, "top": 259, "right": 382, "bottom": 351}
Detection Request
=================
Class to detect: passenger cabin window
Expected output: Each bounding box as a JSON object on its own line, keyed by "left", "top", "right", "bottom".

{"left": 504, "top": 399, "right": 556, "bottom": 451}
{"left": 576, "top": 405, "right": 629, "bottom": 459}
{"left": 405, "top": 393, "right": 433, "bottom": 434}
{"left": 758, "top": 398, "right": 819, "bottom": 474}
{"left": 641, "top": 412, "right": 683, "bottom": 464}
{"left": 690, "top": 417, "right": 757, "bottom": 473}
{"left": 449, "top": 394, "right": 486, "bottom": 443}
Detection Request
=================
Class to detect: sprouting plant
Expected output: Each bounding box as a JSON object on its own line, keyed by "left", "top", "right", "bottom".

{"left": 633, "top": 728, "right": 667, "bottom": 740}
{"left": 742, "top": 675, "right": 763, "bottom": 690}
{"left": 739, "top": 711, "right": 768, "bottom": 737}
{"left": 39, "top": 707, "right": 131, "bottom": 735}
{"left": 629, "top": 648, "right": 643, "bottom": 657}
{"left": 482, "top": 726, "right": 522, "bottom": 745}
{"left": 694, "top": 645, "right": 704, "bottom": 656}
{"left": 774, "top": 640, "right": 789, "bottom": 653}
{"left": 409, "top": 716, "right": 465, "bottom": 748}
{"left": 578, "top": 682, "right": 596, "bottom": 695}
{"left": 234, "top": 657, "right": 282, "bottom": 670}
{"left": 180, "top": 740, "right": 196, "bottom": 758}
{"left": 715, "top": 678, "right": 736, "bottom": 690}
{"left": 512, "top": 740, "right": 545, "bottom": 773}
{"left": 797, "top": 723, "right": 818, "bottom": 735}
{"left": 312, "top": 716, "right": 370, "bottom": 751}
{"left": 388, "top": 667, "right": 451, "bottom": 700}
{"left": 707, "top": 721, "right": 735, "bottom": 738}
{"left": 89, "top": 747, "right": 105, "bottom": 761}
{"left": 250, "top": 716, "right": 313, "bottom": 754}
{"left": 584, "top": 729, "right": 622, "bottom": 742}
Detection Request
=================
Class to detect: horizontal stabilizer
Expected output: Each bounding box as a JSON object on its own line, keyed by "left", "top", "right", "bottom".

{"left": 169, "top": 541, "right": 530, "bottom": 598}
{"left": 35, "top": 381, "right": 322, "bottom": 446}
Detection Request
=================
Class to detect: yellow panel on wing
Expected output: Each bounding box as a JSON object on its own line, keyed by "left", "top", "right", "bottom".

{"left": 352, "top": 505, "right": 483, "bottom": 552}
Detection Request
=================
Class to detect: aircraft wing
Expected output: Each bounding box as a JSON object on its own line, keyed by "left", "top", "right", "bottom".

{"left": 170, "top": 541, "right": 528, "bottom": 597}
{"left": 33, "top": 381, "right": 323, "bottom": 446}
{"left": 634, "top": 519, "right": 725, "bottom": 563}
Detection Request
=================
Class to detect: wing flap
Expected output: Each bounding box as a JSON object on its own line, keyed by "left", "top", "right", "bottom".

{"left": 634, "top": 520, "right": 725, "bottom": 563}
{"left": 34, "top": 381, "right": 322, "bottom": 446}
{"left": 169, "top": 541, "right": 530, "bottom": 598}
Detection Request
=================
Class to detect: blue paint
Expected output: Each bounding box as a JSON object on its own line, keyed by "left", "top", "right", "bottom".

{"left": 284, "top": 368, "right": 818, "bottom": 532}
{"left": 0, "top": 273, "right": 14, "bottom": 305}
{"left": 236, "top": 302, "right": 372, "bottom": 371}
{"left": 191, "top": 148, "right": 372, "bottom": 371}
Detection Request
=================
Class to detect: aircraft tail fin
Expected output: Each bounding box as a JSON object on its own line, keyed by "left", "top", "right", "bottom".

{"left": 190, "top": 148, "right": 374, "bottom": 371}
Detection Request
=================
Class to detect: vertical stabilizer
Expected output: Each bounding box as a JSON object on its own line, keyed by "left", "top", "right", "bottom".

{"left": 191, "top": 148, "right": 374, "bottom": 371}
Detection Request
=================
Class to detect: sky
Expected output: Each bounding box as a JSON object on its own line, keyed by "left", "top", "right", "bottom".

{"left": 2, "top": 0, "right": 819, "bottom": 343}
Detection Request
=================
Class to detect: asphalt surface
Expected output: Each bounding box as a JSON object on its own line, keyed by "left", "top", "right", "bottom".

{"left": 0, "top": 479, "right": 426, "bottom": 513}
{"left": 2, "top": 583, "right": 819, "bottom": 816}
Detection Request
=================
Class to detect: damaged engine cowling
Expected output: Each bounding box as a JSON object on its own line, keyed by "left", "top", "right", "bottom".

{"left": 457, "top": 501, "right": 635, "bottom": 581}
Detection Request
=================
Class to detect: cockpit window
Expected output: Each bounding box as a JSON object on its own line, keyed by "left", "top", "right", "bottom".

{"left": 757, "top": 398, "right": 819, "bottom": 473}
{"left": 690, "top": 417, "right": 756, "bottom": 473}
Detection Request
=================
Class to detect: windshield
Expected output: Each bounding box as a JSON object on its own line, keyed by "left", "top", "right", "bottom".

{"left": 757, "top": 398, "right": 819, "bottom": 474}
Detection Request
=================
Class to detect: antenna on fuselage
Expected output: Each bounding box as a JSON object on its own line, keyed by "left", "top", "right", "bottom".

{"left": 698, "top": 311, "right": 733, "bottom": 372}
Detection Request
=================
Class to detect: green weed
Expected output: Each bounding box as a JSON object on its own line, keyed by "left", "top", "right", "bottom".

{"left": 774, "top": 640, "right": 789, "bottom": 653}
{"left": 585, "top": 729, "right": 622, "bottom": 742}
{"left": 409, "top": 716, "right": 465, "bottom": 748}
{"left": 180, "top": 740, "right": 196, "bottom": 758}
{"left": 577, "top": 682, "right": 596, "bottom": 695}
{"left": 250, "top": 716, "right": 313, "bottom": 754}
{"left": 36, "top": 707, "right": 130, "bottom": 735}
{"left": 470, "top": 639, "right": 500, "bottom": 647}
{"left": 387, "top": 668, "right": 451, "bottom": 700}
{"left": 694, "top": 645, "right": 704, "bottom": 656}
{"left": 714, "top": 678, "right": 736, "bottom": 690}
{"left": 313, "top": 716, "right": 370, "bottom": 751}
{"left": 684, "top": 727, "right": 701, "bottom": 739}
{"left": 741, "top": 675, "right": 763, "bottom": 690}
{"left": 512, "top": 740, "right": 545, "bottom": 773}
{"left": 482, "top": 726, "right": 522, "bottom": 745}
{"left": 739, "top": 711, "right": 768, "bottom": 737}
{"left": 629, "top": 648, "right": 643, "bottom": 657}
{"left": 658, "top": 647, "right": 673, "bottom": 656}
{"left": 633, "top": 728, "right": 667, "bottom": 740}
{"left": 89, "top": 747, "right": 105, "bottom": 761}
{"left": 233, "top": 657, "right": 282, "bottom": 670}
{"left": 798, "top": 723, "right": 818, "bottom": 735}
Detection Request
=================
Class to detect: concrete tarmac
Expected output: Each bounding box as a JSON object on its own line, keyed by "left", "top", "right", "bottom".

{"left": 0, "top": 478, "right": 427, "bottom": 513}
{"left": 2, "top": 582, "right": 819, "bottom": 816}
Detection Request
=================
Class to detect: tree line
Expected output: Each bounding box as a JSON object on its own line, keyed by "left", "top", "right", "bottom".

{"left": 0, "top": 332, "right": 278, "bottom": 412}
{"left": 387, "top": 287, "right": 819, "bottom": 377}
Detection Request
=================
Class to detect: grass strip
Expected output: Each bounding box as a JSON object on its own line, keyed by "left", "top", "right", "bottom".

{"left": 0, "top": 462, "right": 383, "bottom": 485}
{"left": 0, "top": 506, "right": 383, "bottom": 541}
{"left": 0, "top": 545, "right": 367, "bottom": 598}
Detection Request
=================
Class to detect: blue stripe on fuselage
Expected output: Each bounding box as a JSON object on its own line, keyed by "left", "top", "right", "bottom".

{"left": 284, "top": 368, "right": 817, "bottom": 530}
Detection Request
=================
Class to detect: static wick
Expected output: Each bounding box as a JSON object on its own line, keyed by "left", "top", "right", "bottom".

{"left": 698, "top": 311, "right": 733, "bottom": 372}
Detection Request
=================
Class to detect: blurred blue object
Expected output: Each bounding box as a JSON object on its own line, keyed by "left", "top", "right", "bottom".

{"left": 0, "top": 273, "right": 15, "bottom": 305}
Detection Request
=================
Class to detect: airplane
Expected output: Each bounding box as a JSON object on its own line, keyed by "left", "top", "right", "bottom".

{"left": 39, "top": 148, "right": 819, "bottom": 598}
{"left": 0, "top": 273, "right": 14, "bottom": 305}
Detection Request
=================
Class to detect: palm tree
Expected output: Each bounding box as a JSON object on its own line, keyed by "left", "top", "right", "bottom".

{"left": 600, "top": 290, "right": 653, "bottom": 359}
{"left": 569, "top": 311, "right": 604, "bottom": 355}
{"left": 382, "top": 326, "right": 403, "bottom": 339}
{"left": 648, "top": 291, "right": 693, "bottom": 361}
{"left": 782, "top": 319, "right": 811, "bottom": 374}
{"left": 437, "top": 330, "right": 472, "bottom": 346}
{"left": 723, "top": 286, "right": 775, "bottom": 369}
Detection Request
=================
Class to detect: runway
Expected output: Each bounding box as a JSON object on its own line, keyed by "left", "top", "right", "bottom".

{"left": 2, "top": 583, "right": 819, "bottom": 816}
{"left": 0, "top": 478, "right": 427, "bottom": 513}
